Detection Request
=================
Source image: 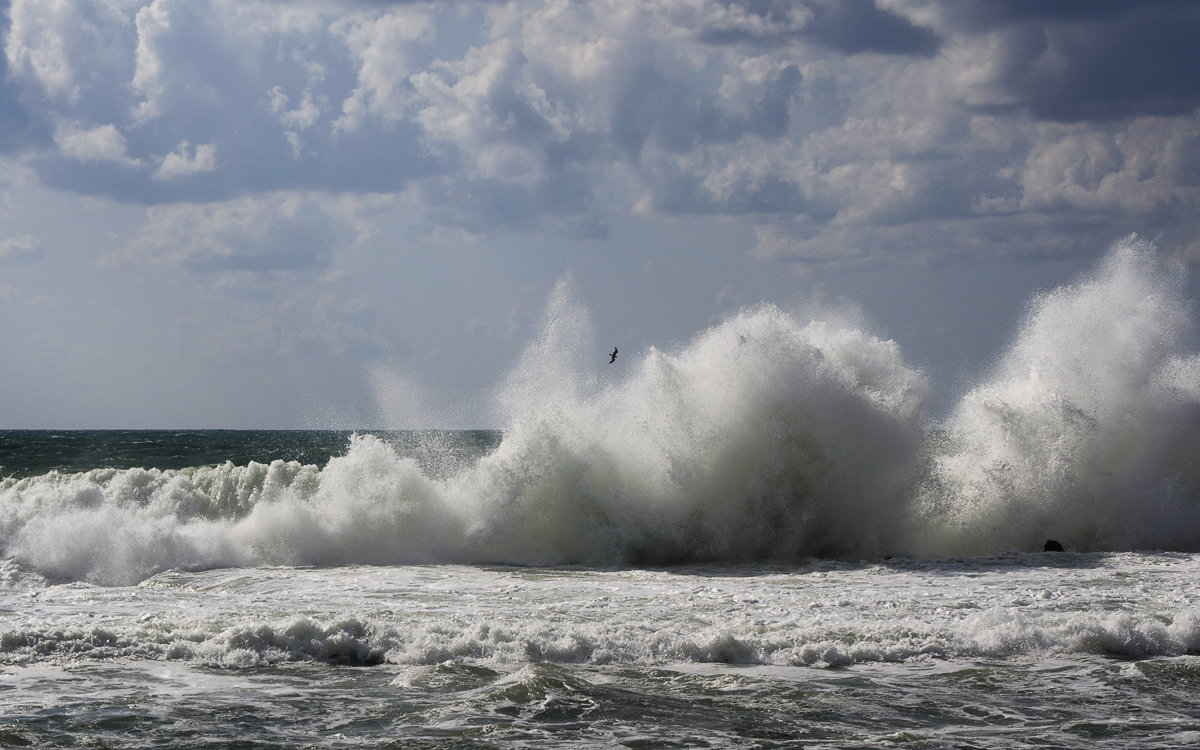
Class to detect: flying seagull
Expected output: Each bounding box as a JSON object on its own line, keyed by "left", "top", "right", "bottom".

{"left": 609, "top": 347, "right": 618, "bottom": 364}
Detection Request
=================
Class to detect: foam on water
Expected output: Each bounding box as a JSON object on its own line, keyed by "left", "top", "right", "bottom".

{"left": 1, "top": 235, "right": 1199, "bottom": 584}
{"left": 4, "top": 555, "right": 1200, "bottom": 669}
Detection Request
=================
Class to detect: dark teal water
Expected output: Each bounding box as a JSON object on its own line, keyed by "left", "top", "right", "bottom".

{"left": 0, "top": 430, "right": 502, "bottom": 479}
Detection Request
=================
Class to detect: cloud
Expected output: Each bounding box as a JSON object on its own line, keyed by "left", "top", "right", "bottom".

{"left": 411, "top": 36, "right": 566, "bottom": 185}
{"left": 119, "top": 192, "right": 355, "bottom": 273}
{"left": 331, "top": 7, "right": 436, "bottom": 133}
{"left": 0, "top": 234, "right": 43, "bottom": 265}
{"left": 269, "top": 85, "right": 323, "bottom": 132}
{"left": 801, "top": 0, "right": 941, "bottom": 55}
{"left": 155, "top": 141, "right": 217, "bottom": 179}
{"left": 129, "top": 0, "right": 170, "bottom": 123}
{"left": 6, "top": 0, "right": 446, "bottom": 204}
{"left": 7, "top": 0, "right": 119, "bottom": 104}
{"left": 696, "top": 0, "right": 941, "bottom": 56}
{"left": 884, "top": 0, "right": 1200, "bottom": 121}
{"left": 54, "top": 122, "right": 141, "bottom": 166}
{"left": 0, "top": 0, "right": 1197, "bottom": 265}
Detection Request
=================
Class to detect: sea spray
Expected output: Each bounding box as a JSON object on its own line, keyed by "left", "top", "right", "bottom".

{"left": 914, "top": 235, "right": 1200, "bottom": 555}
{"left": 455, "top": 293, "right": 929, "bottom": 564}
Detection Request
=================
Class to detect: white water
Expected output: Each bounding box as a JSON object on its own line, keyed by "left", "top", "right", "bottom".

{"left": 3, "top": 553, "right": 1200, "bottom": 669}
{"left": 7, "top": 554, "right": 1200, "bottom": 748}
{"left": 1, "top": 235, "right": 1199, "bottom": 586}
{"left": 915, "top": 237, "right": 1200, "bottom": 555}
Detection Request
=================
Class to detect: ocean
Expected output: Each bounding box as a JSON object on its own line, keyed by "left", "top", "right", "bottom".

{"left": 3, "top": 237, "right": 1200, "bottom": 747}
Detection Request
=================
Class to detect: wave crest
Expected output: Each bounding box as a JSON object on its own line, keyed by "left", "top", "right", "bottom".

{"left": 3, "top": 235, "right": 1200, "bottom": 583}
{"left": 915, "top": 236, "right": 1200, "bottom": 554}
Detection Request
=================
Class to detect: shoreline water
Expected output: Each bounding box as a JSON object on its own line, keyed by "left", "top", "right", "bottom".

{"left": 5, "top": 554, "right": 1200, "bottom": 748}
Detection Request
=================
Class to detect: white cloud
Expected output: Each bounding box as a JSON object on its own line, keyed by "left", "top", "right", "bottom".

{"left": 283, "top": 130, "right": 304, "bottom": 159}
{"left": 331, "top": 8, "right": 435, "bottom": 134}
{"left": 155, "top": 141, "right": 218, "bottom": 180}
{"left": 54, "top": 122, "right": 141, "bottom": 166}
{"left": 7, "top": 0, "right": 89, "bottom": 102}
{"left": 410, "top": 37, "right": 571, "bottom": 185}
{"left": 130, "top": 0, "right": 171, "bottom": 122}
{"left": 269, "top": 86, "right": 323, "bottom": 131}
{"left": 1018, "top": 117, "right": 1200, "bottom": 214}
{"left": 696, "top": 0, "right": 814, "bottom": 40}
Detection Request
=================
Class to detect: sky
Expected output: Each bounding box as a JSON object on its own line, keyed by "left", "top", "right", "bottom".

{"left": 1, "top": 0, "right": 1199, "bottom": 428}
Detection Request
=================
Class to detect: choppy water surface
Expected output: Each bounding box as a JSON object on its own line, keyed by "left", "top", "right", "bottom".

{"left": 4, "top": 556, "right": 1200, "bottom": 748}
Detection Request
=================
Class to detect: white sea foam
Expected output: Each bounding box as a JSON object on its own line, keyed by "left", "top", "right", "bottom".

{"left": 4, "top": 556, "right": 1200, "bottom": 669}
{"left": 1, "top": 235, "right": 1198, "bottom": 584}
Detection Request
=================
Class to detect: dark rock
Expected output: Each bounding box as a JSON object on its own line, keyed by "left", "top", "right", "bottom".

{"left": 1043, "top": 539, "right": 1064, "bottom": 552}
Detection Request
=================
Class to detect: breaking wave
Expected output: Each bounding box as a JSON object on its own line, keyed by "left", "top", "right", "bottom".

{"left": 914, "top": 236, "right": 1200, "bottom": 554}
{"left": 1, "top": 235, "right": 1198, "bottom": 584}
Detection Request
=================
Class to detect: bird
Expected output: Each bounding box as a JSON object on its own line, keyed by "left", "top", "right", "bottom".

{"left": 609, "top": 347, "right": 618, "bottom": 364}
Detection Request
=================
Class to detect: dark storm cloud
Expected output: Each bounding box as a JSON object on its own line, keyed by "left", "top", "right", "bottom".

{"left": 997, "top": 16, "right": 1200, "bottom": 122}
{"left": 905, "top": 0, "right": 1200, "bottom": 122}
{"left": 800, "top": 0, "right": 941, "bottom": 56}
{"left": 1171, "top": 131, "right": 1200, "bottom": 188}
{"left": 920, "top": 0, "right": 1196, "bottom": 31}
{"left": 698, "top": 0, "right": 940, "bottom": 56}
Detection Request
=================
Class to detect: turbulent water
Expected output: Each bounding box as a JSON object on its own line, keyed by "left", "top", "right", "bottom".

{"left": 3, "top": 236, "right": 1200, "bottom": 747}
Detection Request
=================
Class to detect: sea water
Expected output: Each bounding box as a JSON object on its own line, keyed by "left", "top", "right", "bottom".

{"left": 5, "top": 556, "right": 1200, "bottom": 747}
{"left": 3, "top": 236, "right": 1200, "bottom": 748}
